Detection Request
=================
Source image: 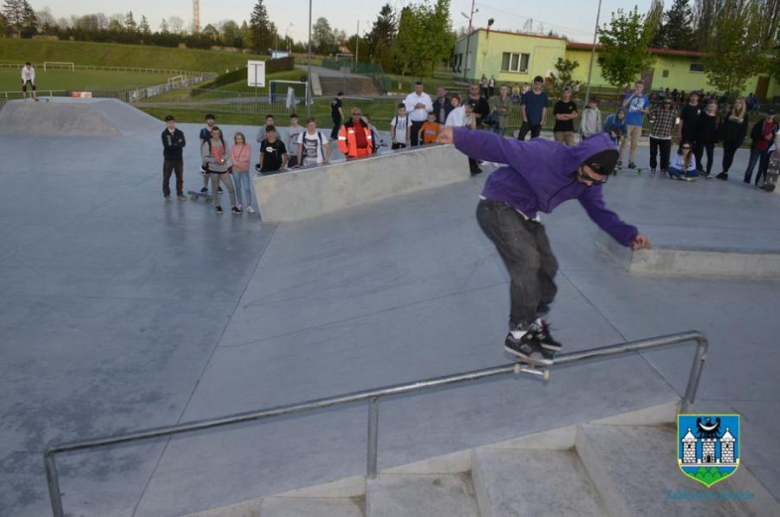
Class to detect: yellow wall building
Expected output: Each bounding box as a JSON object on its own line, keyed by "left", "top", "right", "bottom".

{"left": 453, "top": 29, "right": 780, "bottom": 99}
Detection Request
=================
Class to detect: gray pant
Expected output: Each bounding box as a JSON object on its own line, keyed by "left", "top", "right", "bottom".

{"left": 476, "top": 199, "right": 558, "bottom": 328}
{"left": 210, "top": 173, "right": 236, "bottom": 208}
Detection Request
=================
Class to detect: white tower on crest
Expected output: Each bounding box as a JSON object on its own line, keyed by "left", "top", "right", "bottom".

{"left": 193, "top": 0, "right": 201, "bottom": 33}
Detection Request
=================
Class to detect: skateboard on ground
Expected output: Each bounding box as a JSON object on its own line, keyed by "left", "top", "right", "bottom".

{"left": 514, "top": 351, "right": 553, "bottom": 380}
{"left": 187, "top": 190, "right": 213, "bottom": 202}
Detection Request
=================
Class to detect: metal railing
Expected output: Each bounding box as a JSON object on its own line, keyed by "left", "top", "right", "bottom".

{"left": 43, "top": 330, "right": 708, "bottom": 517}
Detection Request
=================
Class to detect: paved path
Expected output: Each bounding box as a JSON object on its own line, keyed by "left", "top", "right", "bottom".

{"left": 1, "top": 119, "right": 779, "bottom": 516}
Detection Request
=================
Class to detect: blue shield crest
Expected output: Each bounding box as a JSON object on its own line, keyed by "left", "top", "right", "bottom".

{"left": 677, "top": 414, "right": 740, "bottom": 488}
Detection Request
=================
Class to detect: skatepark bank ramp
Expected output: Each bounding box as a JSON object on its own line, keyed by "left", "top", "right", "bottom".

{"left": 0, "top": 98, "right": 160, "bottom": 137}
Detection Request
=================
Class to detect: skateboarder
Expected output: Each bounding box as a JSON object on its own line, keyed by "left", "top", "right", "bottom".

{"left": 21, "top": 62, "right": 37, "bottom": 101}
{"left": 437, "top": 127, "right": 651, "bottom": 365}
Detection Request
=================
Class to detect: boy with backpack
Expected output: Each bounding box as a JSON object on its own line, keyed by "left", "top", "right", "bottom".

{"left": 390, "top": 103, "right": 411, "bottom": 149}
{"left": 295, "top": 117, "right": 332, "bottom": 167}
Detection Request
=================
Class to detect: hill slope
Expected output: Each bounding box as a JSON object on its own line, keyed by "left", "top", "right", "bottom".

{"left": 0, "top": 39, "right": 267, "bottom": 72}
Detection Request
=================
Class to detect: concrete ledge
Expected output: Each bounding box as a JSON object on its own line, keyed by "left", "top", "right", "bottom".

{"left": 253, "top": 144, "right": 471, "bottom": 222}
{"left": 597, "top": 230, "right": 780, "bottom": 278}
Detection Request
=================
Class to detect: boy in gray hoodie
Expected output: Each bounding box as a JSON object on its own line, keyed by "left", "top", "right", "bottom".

{"left": 579, "top": 97, "right": 602, "bottom": 139}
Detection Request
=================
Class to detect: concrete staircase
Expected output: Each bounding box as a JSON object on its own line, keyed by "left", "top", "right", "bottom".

{"left": 183, "top": 401, "right": 779, "bottom": 517}
{"left": 319, "top": 76, "right": 382, "bottom": 97}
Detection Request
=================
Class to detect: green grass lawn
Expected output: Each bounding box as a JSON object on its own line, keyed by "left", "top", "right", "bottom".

{"left": 0, "top": 69, "right": 175, "bottom": 92}
{"left": 141, "top": 97, "right": 400, "bottom": 128}
{"left": 217, "top": 70, "right": 309, "bottom": 94}
{"left": 0, "top": 39, "right": 268, "bottom": 73}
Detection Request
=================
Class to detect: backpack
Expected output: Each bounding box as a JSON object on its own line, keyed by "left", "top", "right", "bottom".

{"left": 298, "top": 131, "right": 326, "bottom": 164}
{"left": 393, "top": 115, "right": 409, "bottom": 140}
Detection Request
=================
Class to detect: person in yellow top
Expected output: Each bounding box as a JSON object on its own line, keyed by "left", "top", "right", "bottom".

{"left": 418, "top": 112, "right": 442, "bottom": 145}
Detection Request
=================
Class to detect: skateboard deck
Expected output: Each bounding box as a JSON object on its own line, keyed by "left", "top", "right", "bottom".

{"left": 764, "top": 169, "right": 778, "bottom": 192}
{"left": 187, "top": 190, "right": 213, "bottom": 202}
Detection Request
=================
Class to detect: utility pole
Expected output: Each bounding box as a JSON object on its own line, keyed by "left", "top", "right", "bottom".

{"left": 583, "top": 0, "right": 603, "bottom": 106}
{"left": 307, "top": 0, "right": 312, "bottom": 118}
{"left": 355, "top": 20, "right": 359, "bottom": 68}
{"left": 462, "top": 0, "right": 477, "bottom": 81}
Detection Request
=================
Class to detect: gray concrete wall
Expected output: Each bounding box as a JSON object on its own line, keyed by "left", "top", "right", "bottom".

{"left": 597, "top": 229, "right": 780, "bottom": 278}
{"left": 253, "top": 145, "right": 471, "bottom": 222}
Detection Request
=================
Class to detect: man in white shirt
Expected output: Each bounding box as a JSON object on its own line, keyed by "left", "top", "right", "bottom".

{"left": 404, "top": 81, "right": 433, "bottom": 147}
{"left": 21, "top": 62, "right": 37, "bottom": 101}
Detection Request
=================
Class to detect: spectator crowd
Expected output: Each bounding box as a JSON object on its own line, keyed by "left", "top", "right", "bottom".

{"left": 159, "top": 78, "right": 780, "bottom": 215}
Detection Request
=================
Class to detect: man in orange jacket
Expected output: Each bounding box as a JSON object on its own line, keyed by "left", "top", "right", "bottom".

{"left": 338, "top": 107, "right": 374, "bottom": 158}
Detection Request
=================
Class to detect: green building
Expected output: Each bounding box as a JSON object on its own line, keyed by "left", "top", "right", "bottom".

{"left": 453, "top": 28, "right": 779, "bottom": 100}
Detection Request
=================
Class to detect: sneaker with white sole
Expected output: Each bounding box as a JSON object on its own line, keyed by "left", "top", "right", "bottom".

{"left": 246, "top": 205, "right": 256, "bottom": 214}
{"left": 504, "top": 324, "right": 552, "bottom": 366}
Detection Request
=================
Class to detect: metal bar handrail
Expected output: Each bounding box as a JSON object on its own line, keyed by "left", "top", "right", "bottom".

{"left": 44, "top": 330, "right": 708, "bottom": 517}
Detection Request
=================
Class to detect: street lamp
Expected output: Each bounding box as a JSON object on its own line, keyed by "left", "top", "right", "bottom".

{"left": 307, "top": 0, "right": 312, "bottom": 118}
{"left": 461, "top": 1, "right": 478, "bottom": 81}
{"left": 286, "top": 22, "right": 294, "bottom": 53}
{"left": 583, "top": 0, "right": 603, "bottom": 106}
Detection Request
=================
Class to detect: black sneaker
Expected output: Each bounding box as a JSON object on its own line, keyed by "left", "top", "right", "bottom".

{"left": 716, "top": 172, "right": 728, "bottom": 181}
{"left": 231, "top": 206, "right": 242, "bottom": 215}
{"left": 218, "top": 187, "right": 224, "bottom": 193}
{"left": 200, "top": 187, "right": 208, "bottom": 193}
{"left": 215, "top": 205, "right": 224, "bottom": 214}
{"left": 650, "top": 168, "right": 657, "bottom": 174}
{"left": 504, "top": 328, "right": 552, "bottom": 366}
{"left": 535, "top": 320, "right": 562, "bottom": 352}
{"left": 628, "top": 162, "right": 637, "bottom": 169}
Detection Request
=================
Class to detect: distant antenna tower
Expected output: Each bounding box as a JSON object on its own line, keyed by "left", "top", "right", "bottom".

{"left": 193, "top": 0, "right": 201, "bottom": 33}
{"left": 523, "top": 19, "right": 533, "bottom": 33}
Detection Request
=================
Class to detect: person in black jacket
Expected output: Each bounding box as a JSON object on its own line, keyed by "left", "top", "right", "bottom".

{"left": 716, "top": 98, "right": 749, "bottom": 180}
{"left": 431, "top": 86, "right": 453, "bottom": 125}
{"left": 161, "top": 115, "right": 187, "bottom": 200}
{"left": 742, "top": 110, "right": 778, "bottom": 184}
{"left": 693, "top": 100, "right": 719, "bottom": 178}
{"left": 678, "top": 92, "right": 701, "bottom": 147}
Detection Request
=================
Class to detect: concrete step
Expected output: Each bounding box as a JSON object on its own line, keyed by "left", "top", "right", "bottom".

{"left": 576, "top": 423, "right": 775, "bottom": 516}
{"left": 366, "top": 473, "right": 481, "bottom": 517}
{"left": 472, "top": 448, "right": 607, "bottom": 517}
{"left": 260, "top": 496, "right": 365, "bottom": 517}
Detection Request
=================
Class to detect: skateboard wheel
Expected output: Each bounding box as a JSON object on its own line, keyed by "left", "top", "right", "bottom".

{"left": 542, "top": 370, "right": 551, "bottom": 381}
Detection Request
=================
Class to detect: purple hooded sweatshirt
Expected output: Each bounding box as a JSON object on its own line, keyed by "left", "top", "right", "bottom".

{"left": 453, "top": 128, "right": 638, "bottom": 247}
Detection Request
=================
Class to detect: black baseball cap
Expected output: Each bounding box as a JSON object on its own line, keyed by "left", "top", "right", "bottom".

{"left": 585, "top": 149, "right": 619, "bottom": 175}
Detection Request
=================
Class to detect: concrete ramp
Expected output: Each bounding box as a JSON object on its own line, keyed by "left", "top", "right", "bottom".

{"left": 253, "top": 145, "right": 471, "bottom": 222}
{"left": 0, "top": 98, "right": 160, "bottom": 137}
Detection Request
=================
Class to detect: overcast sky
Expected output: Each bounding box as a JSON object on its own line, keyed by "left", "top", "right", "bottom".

{"left": 40, "top": 0, "right": 655, "bottom": 44}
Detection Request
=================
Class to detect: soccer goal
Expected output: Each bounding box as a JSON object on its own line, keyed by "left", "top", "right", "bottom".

{"left": 268, "top": 80, "right": 308, "bottom": 104}
{"left": 43, "top": 62, "right": 75, "bottom": 72}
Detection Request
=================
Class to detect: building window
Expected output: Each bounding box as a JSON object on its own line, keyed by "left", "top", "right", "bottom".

{"left": 501, "top": 52, "right": 530, "bottom": 73}
{"left": 662, "top": 69, "right": 669, "bottom": 78}
{"left": 690, "top": 63, "right": 705, "bottom": 73}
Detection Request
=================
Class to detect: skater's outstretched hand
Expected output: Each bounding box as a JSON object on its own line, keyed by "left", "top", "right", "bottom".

{"left": 436, "top": 127, "right": 454, "bottom": 145}
{"left": 632, "top": 234, "right": 652, "bottom": 250}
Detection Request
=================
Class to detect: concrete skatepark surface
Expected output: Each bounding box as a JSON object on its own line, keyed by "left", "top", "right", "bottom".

{"left": 1, "top": 99, "right": 779, "bottom": 516}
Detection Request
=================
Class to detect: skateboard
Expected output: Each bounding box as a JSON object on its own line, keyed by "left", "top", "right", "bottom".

{"left": 187, "top": 190, "right": 213, "bottom": 202}
{"left": 514, "top": 353, "right": 553, "bottom": 380}
{"left": 763, "top": 166, "right": 778, "bottom": 192}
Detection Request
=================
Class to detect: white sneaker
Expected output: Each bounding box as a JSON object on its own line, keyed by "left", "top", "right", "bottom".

{"left": 246, "top": 205, "right": 256, "bottom": 214}
{"left": 237, "top": 204, "right": 243, "bottom": 211}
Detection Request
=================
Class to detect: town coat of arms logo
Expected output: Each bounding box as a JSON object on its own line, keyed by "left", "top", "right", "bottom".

{"left": 678, "top": 414, "right": 740, "bottom": 487}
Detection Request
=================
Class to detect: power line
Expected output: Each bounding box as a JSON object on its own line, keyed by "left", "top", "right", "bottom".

{"left": 474, "top": 2, "right": 595, "bottom": 38}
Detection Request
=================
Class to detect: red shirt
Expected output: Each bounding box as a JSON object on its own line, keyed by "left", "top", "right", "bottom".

{"left": 757, "top": 120, "right": 776, "bottom": 151}
{"left": 353, "top": 121, "right": 368, "bottom": 149}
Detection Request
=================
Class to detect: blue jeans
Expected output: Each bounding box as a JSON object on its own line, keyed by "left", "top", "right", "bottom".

{"left": 669, "top": 166, "right": 699, "bottom": 179}
{"left": 744, "top": 148, "right": 769, "bottom": 184}
{"left": 232, "top": 170, "right": 253, "bottom": 207}
{"left": 492, "top": 126, "right": 507, "bottom": 136}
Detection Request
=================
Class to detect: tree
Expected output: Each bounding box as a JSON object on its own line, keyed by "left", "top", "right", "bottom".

{"left": 3, "top": 0, "right": 25, "bottom": 37}
{"left": 21, "top": 0, "right": 37, "bottom": 36}
{"left": 168, "top": 16, "right": 184, "bottom": 34}
{"left": 653, "top": 0, "right": 695, "bottom": 49}
{"left": 312, "top": 17, "right": 335, "bottom": 54}
{"left": 124, "top": 11, "right": 137, "bottom": 33}
{"left": 159, "top": 18, "right": 169, "bottom": 34}
{"left": 139, "top": 15, "right": 151, "bottom": 36}
{"left": 550, "top": 58, "right": 581, "bottom": 94}
{"left": 394, "top": 6, "right": 425, "bottom": 79}
{"left": 705, "top": 0, "right": 769, "bottom": 95}
{"left": 36, "top": 6, "right": 56, "bottom": 33}
{"left": 693, "top": 0, "right": 721, "bottom": 50}
{"left": 249, "top": 0, "right": 274, "bottom": 52}
{"left": 367, "top": 3, "right": 397, "bottom": 71}
{"left": 598, "top": 6, "right": 659, "bottom": 92}
{"left": 367, "top": 3, "right": 397, "bottom": 57}
{"left": 220, "top": 20, "right": 240, "bottom": 46}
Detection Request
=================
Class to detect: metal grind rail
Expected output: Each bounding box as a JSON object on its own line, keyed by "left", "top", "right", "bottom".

{"left": 44, "top": 330, "right": 708, "bottom": 517}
